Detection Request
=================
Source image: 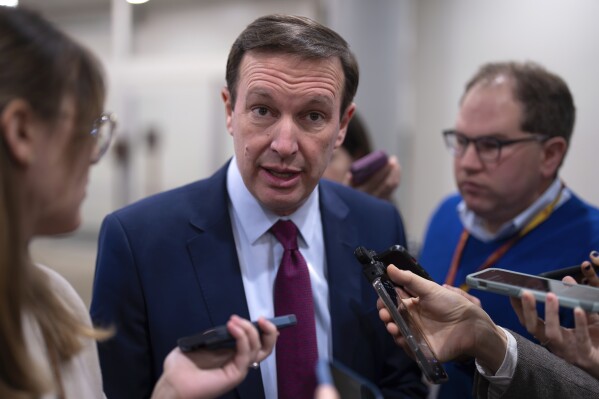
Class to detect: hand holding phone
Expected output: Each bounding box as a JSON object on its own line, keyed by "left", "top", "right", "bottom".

{"left": 178, "top": 314, "right": 297, "bottom": 352}
{"left": 466, "top": 268, "right": 599, "bottom": 312}
{"left": 354, "top": 246, "right": 448, "bottom": 384}
{"left": 350, "top": 150, "right": 388, "bottom": 185}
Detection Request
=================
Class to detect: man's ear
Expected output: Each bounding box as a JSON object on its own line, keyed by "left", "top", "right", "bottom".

{"left": 221, "top": 87, "right": 234, "bottom": 136}
{"left": 335, "top": 103, "right": 356, "bottom": 149}
{"left": 540, "top": 136, "right": 568, "bottom": 178}
{"left": 0, "top": 99, "right": 37, "bottom": 166}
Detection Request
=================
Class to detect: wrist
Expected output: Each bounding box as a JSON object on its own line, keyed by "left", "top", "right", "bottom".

{"left": 470, "top": 314, "right": 508, "bottom": 374}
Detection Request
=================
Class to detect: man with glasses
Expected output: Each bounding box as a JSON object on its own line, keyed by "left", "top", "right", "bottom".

{"left": 419, "top": 61, "right": 599, "bottom": 399}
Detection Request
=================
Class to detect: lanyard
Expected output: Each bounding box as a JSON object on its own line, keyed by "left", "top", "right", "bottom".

{"left": 445, "top": 183, "right": 565, "bottom": 288}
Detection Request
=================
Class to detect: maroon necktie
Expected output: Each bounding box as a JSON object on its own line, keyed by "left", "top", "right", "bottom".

{"left": 271, "top": 220, "right": 318, "bottom": 399}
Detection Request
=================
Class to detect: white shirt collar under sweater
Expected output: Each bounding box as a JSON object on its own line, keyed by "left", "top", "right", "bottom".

{"left": 458, "top": 178, "right": 571, "bottom": 242}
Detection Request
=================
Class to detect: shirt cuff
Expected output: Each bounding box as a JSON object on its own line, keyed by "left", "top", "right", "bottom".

{"left": 475, "top": 327, "right": 517, "bottom": 399}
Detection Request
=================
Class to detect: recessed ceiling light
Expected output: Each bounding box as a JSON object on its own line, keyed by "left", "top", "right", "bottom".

{"left": 127, "top": 0, "right": 150, "bottom": 4}
{"left": 0, "top": 0, "right": 18, "bottom": 6}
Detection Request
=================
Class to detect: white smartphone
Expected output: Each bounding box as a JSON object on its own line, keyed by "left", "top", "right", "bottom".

{"left": 466, "top": 268, "right": 599, "bottom": 312}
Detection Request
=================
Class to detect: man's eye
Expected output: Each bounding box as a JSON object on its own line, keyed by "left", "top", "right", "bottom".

{"left": 252, "top": 107, "right": 270, "bottom": 116}
{"left": 306, "top": 112, "right": 324, "bottom": 122}
{"left": 477, "top": 139, "right": 499, "bottom": 152}
{"left": 455, "top": 136, "right": 469, "bottom": 147}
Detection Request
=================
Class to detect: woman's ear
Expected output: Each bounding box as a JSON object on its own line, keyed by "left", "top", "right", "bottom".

{"left": 0, "top": 99, "right": 37, "bottom": 166}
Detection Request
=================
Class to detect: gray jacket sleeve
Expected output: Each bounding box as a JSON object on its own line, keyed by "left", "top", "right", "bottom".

{"left": 473, "top": 331, "right": 599, "bottom": 399}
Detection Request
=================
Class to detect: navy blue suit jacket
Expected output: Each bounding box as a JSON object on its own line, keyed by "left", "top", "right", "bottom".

{"left": 90, "top": 163, "right": 426, "bottom": 399}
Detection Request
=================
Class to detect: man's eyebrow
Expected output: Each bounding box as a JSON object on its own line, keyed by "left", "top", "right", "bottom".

{"left": 303, "top": 96, "right": 334, "bottom": 109}
{"left": 246, "top": 89, "right": 273, "bottom": 101}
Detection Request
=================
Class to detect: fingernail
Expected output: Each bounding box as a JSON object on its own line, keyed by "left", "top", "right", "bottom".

{"left": 584, "top": 264, "right": 591, "bottom": 271}
{"left": 591, "top": 251, "right": 599, "bottom": 258}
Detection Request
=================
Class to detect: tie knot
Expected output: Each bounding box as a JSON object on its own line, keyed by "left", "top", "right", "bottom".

{"left": 271, "top": 220, "right": 299, "bottom": 250}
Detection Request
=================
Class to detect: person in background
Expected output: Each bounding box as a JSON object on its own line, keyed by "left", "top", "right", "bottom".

{"left": 418, "top": 61, "right": 599, "bottom": 398}
{"left": 378, "top": 260, "right": 599, "bottom": 399}
{"left": 323, "top": 111, "right": 401, "bottom": 201}
{"left": 0, "top": 6, "right": 277, "bottom": 398}
{"left": 90, "top": 13, "right": 426, "bottom": 399}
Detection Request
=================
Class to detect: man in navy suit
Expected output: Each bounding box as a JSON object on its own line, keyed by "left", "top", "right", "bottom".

{"left": 90, "top": 14, "right": 426, "bottom": 399}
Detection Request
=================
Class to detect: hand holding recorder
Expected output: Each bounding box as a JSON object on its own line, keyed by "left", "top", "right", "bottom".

{"left": 355, "top": 246, "right": 448, "bottom": 383}
{"left": 152, "top": 315, "right": 279, "bottom": 399}
{"left": 375, "top": 266, "right": 509, "bottom": 376}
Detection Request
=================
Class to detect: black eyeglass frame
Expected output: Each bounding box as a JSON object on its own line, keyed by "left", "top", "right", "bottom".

{"left": 442, "top": 129, "right": 549, "bottom": 163}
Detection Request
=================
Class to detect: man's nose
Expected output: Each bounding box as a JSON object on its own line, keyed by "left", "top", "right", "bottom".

{"left": 270, "top": 117, "right": 299, "bottom": 156}
{"left": 457, "top": 142, "right": 484, "bottom": 170}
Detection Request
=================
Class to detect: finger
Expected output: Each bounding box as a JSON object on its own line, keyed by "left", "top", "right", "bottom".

{"left": 510, "top": 296, "right": 526, "bottom": 325}
{"left": 386, "top": 266, "right": 435, "bottom": 298}
{"left": 574, "top": 307, "right": 592, "bottom": 354}
{"left": 544, "top": 293, "right": 563, "bottom": 345}
{"left": 255, "top": 317, "right": 278, "bottom": 362}
{"left": 562, "top": 275, "right": 577, "bottom": 285}
{"left": 388, "top": 155, "right": 401, "bottom": 188}
{"left": 583, "top": 255, "right": 599, "bottom": 287}
{"left": 227, "top": 316, "right": 253, "bottom": 368}
{"left": 378, "top": 305, "right": 392, "bottom": 324}
{"left": 520, "top": 291, "right": 545, "bottom": 338}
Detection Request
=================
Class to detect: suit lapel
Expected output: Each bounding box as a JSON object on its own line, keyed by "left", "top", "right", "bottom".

{"left": 186, "top": 163, "right": 265, "bottom": 399}
{"left": 319, "top": 182, "right": 365, "bottom": 366}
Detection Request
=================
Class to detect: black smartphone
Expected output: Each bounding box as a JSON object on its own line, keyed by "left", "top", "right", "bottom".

{"left": 467, "top": 268, "right": 599, "bottom": 312}
{"left": 354, "top": 246, "right": 448, "bottom": 384}
{"left": 316, "top": 359, "right": 383, "bottom": 399}
{"left": 177, "top": 314, "right": 297, "bottom": 352}
{"left": 350, "top": 150, "right": 388, "bottom": 185}
{"left": 539, "top": 264, "right": 599, "bottom": 284}
{"left": 374, "top": 245, "right": 433, "bottom": 281}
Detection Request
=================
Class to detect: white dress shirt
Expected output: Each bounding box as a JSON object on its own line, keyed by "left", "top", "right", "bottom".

{"left": 226, "top": 159, "right": 332, "bottom": 399}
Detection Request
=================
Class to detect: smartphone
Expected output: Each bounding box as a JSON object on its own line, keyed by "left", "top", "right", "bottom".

{"left": 354, "top": 246, "right": 448, "bottom": 384}
{"left": 316, "top": 359, "right": 383, "bottom": 399}
{"left": 539, "top": 264, "right": 599, "bottom": 284}
{"left": 374, "top": 245, "right": 433, "bottom": 281}
{"left": 350, "top": 150, "right": 389, "bottom": 185}
{"left": 466, "top": 268, "right": 599, "bottom": 312}
{"left": 177, "top": 314, "right": 297, "bottom": 352}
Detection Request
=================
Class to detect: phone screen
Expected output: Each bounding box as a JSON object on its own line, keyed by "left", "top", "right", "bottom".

{"left": 467, "top": 268, "right": 599, "bottom": 312}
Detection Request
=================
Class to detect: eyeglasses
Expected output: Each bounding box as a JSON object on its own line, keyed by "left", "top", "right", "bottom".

{"left": 442, "top": 129, "right": 548, "bottom": 163}
{"left": 90, "top": 112, "right": 116, "bottom": 163}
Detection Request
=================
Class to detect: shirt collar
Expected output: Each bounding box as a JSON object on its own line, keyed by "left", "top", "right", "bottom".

{"left": 458, "top": 178, "right": 571, "bottom": 242}
{"left": 226, "top": 157, "right": 321, "bottom": 246}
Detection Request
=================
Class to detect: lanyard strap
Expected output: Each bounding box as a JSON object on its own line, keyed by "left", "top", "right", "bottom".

{"left": 445, "top": 183, "right": 565, "bottom": 287}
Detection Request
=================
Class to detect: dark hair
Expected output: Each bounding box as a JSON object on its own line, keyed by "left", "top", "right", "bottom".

{"left": 343, "top": 112, "right": 372, "bottom": 160}
{"left": 0, "top": 6, "right": 106, "bottom": 396}
{"left": 225, "top": 14, "right": 359, "bottom": 116}
{"left": 463, "top": 61, "right": 575, "bottom": 144}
